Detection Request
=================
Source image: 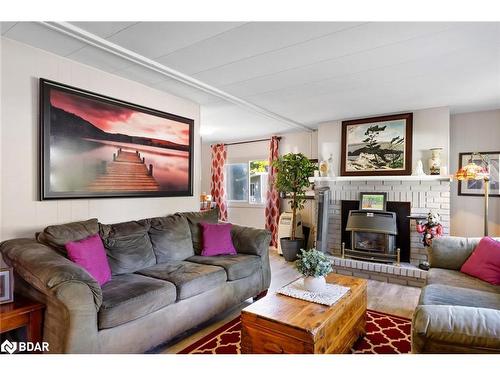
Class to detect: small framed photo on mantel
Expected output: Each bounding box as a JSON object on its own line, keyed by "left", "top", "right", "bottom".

{"left": 341, "top": 113, "right": 413, "bottom": 176}
{"left": 0, "top": 268, "right": 14, "bottom": 304}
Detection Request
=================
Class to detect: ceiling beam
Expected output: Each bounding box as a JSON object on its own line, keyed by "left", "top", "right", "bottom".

{"left": 39, "top": 21, "right": 314, "bottom": 132}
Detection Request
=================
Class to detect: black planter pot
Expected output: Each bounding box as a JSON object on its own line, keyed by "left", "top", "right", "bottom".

{"left": 280, "top": 237, "right": 304, "bottom": 262}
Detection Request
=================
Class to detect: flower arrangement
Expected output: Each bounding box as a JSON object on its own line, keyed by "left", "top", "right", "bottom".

{"left": 295, "top": 248, "right": 333, "bottom": 278}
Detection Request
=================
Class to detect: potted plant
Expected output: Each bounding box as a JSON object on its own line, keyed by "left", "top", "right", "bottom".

{"left": 272, "top": 153, "right": 316, "bottom": 261}
{"left": 296, "top": 248, "right": 333, "bottom": 292}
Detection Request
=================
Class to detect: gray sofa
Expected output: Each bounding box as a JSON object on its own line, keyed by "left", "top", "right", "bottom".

{"left": 0, "top": 209, "right": 271, "bottom": 353}
{"left": 412, "top": 236, "right": 500, "bottom": 353}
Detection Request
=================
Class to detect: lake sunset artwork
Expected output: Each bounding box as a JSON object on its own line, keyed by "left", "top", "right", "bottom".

{"left": 40, "top": 79, "right": 193, "bottom": 199}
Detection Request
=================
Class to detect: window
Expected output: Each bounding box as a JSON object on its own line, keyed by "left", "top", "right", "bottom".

{"left": 226, "top": 163, "right": 248, "bottom": 202}
{"left": 249, "top": 160, "right": 269, "bottom": 204}
{"left": 226, "top": 160, "right": 269, "bottom": 204}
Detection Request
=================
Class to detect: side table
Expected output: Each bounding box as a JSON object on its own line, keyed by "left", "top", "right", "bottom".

{"left": 0, "top": 295, "right": 45, "bottom": 348}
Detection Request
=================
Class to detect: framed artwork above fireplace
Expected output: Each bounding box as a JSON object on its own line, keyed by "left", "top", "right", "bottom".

{"left": 341, "top": 113, "right": 413, "bottom": 176}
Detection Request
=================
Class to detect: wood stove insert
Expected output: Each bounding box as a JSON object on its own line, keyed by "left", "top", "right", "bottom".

{"left": 341, "top": 200, "right": 411, "bottom": 263}
{"left": 345, "top": 210, "right": 398, "bottom": 263}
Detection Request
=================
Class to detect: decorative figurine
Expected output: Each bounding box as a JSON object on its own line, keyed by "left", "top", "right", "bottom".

{"left": 416, "top": 211, "right": 443, "bottom": 247}
{"left": 413, "top": 159, "right": 426, "bottom": 176}
{"left": 327, "top": 154, "right": 335, "bottom": 177}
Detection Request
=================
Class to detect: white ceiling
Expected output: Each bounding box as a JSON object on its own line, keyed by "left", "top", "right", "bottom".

{"left": 2, "top": 21, "right": 500, "bottom": 141}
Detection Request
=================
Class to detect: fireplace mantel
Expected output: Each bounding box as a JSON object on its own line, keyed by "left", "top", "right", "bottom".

{"left": 310, "top": 175, "right": 452, "bottom": 183}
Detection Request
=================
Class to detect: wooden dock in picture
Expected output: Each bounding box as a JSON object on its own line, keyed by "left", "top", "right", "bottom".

{"left": 88, "top": 148, "right": 160, "bottom": 192}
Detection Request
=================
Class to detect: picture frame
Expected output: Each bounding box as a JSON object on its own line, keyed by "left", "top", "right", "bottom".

{"left": 39, "top": 79, "right": 194, "bottom": 200}
{"left": 341, "top": 113, "right": 413, "bottom": 176}
{"left": 458, "top": 151, "right": 500, "bottom": 197}
{"left": 0, "top": 268, "right": 14, "bottom": 304}
{"left": 359, "top": 192, "right": 387, "bottom": 211}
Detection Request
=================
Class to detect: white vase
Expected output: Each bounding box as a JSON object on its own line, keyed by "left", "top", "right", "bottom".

{"left": 303, "top": 276, "right": 326, "bottom": 292}
{"left": 428, "top": 148, "right": 443, "bottom": 175}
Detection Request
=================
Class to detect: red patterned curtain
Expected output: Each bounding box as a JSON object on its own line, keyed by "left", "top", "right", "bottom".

{"left": 265, "top": 136, "right": 281, "bottom": 247}
{"left": 210, "top": 144, "right": 228, "bottom": 221}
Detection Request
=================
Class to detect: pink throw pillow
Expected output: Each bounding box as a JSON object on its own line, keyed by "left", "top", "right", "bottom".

{"left": 461, "top": 237, "right": 500, "bottom": 285}
{"left": 200, "top": 222, "right": 237, "bottom": 256}
{"left": 65, "top": 234, "right": 112, "bottom": 286}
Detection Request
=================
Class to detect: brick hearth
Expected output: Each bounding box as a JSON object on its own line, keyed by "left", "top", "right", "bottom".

{"left": 328, "top": 256, "right": 427, "bottom": 287}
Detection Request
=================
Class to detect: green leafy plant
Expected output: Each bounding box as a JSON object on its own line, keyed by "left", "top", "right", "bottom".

{"left": 295, "top": 249, "right": 333, "bottom": 278}
{"left": 272, "top": 153, "right": 316, "bottom": 240}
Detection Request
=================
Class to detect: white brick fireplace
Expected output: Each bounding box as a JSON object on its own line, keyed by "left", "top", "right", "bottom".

{"left": 314, "top": 176, "right": 451, "bottom": 266}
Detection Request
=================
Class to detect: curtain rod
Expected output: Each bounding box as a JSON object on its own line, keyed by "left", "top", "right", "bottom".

{"left": 214, "top": 136, "right": 282, "bottom": 147}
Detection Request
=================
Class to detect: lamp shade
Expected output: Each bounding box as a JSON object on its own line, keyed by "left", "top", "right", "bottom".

{"left": 454, "top": 161, "right": 489, "bottom": 181}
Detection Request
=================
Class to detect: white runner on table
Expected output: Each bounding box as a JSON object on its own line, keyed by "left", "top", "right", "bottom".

{"left": 277, "top": 278, "right": 350, "bottom": 306}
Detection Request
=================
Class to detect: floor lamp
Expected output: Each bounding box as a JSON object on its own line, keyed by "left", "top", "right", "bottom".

{"left": 454, "top": 152, "right": 490, "bottom": 236}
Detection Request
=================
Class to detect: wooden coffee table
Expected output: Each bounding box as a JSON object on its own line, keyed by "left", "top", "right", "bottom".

{"left": 241, "top": 274, "right": 367, "bottom": 354}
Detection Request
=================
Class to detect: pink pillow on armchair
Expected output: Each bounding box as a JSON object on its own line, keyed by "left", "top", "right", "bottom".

{"left": 461, "top": 237, "right": 500, "bottom": 285}
{"left": 200, "top": 222, "right": 237, "bottom": 256}
{"left": 65, "top": 234, "right": 112, "bottom": 286}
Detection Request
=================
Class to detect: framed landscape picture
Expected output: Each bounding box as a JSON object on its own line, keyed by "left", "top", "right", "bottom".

{"left": 458, "top": 151, "right": 500, "bottom": 197}
{"left": 359, "top": 192, "right": 387, "bottom": 211}
{"left": 341, "top": 113, "right": 413, "bottom": 176}
{"left": 40, "top": 79, "right": 194, "bottom": 199}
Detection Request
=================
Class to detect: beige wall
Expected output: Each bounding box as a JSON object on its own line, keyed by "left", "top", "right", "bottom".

{"left": 317, "top": 107, "right": 451, "bottom": 176}
{"left": 201, "top": 130, "right": 318, "bottom": 229}
{"left": 450, "top": 109, "right": 500, "bottom": 237}
{"left": 0, "top": 38, "right": 201, "bottom": 240}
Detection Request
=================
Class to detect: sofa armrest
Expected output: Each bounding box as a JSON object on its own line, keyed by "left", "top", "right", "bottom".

{"left": 0, "top": 238, "right": 102, "bottom": 309}
{"left": 412, "top": 305, "right": 500, "bottom": 353}
{"left": 231, "top": 225, "right": 271, "bottom": 292}
{"left": 230, "top": 225, "right": 271, "bottom": 257}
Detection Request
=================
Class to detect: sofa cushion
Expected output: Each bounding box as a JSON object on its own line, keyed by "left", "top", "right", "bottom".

{"left": 178, "top": 209, "right": 219, "bottom": 254}
{"left": 412, "top": 305, "right": 500, "bottom": 353}
{"left": 149, "top": 215, "right": 194, "bottom": 262}
{"left": 99, "top": 273, "right": 176, "bottom": 329}
{"left": 37, "top": 218, "right": 99, "bottom": 253}
{"left": 65, "top": 234, "right": 111, "bottom": 286}
{"left": 427, "top": 268, "right": 500, "bottom": 293}
{"left": 136, "top": 261, "right": 226, "bottom": 300}
{"left": 231, "top": 225, "right": 271, "bottom": 256}
{"left": 461, "top": 237, "right": 500, "bottom": 285}
{"left": 99, "top": 220, "right": 156, "bottom": 275}
{"left": 419, "top": 284, "right": 500, "bottom": 310}
{"left": 188, "top": 254, "right": 261, "bottom": 281}
{"left": 428, "top": 236, "right": 484, "bottom": 270}
{"left": 200, "top": 222, "right": 237, "bottom": 256}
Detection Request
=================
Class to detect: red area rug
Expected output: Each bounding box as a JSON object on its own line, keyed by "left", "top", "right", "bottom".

{"left": 178, "top": 309, "right": 411, "bottom": 354}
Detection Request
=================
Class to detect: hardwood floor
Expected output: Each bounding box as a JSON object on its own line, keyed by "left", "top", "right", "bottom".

{"left": 158, "top": 250, "right": 421, "bottom": 354}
